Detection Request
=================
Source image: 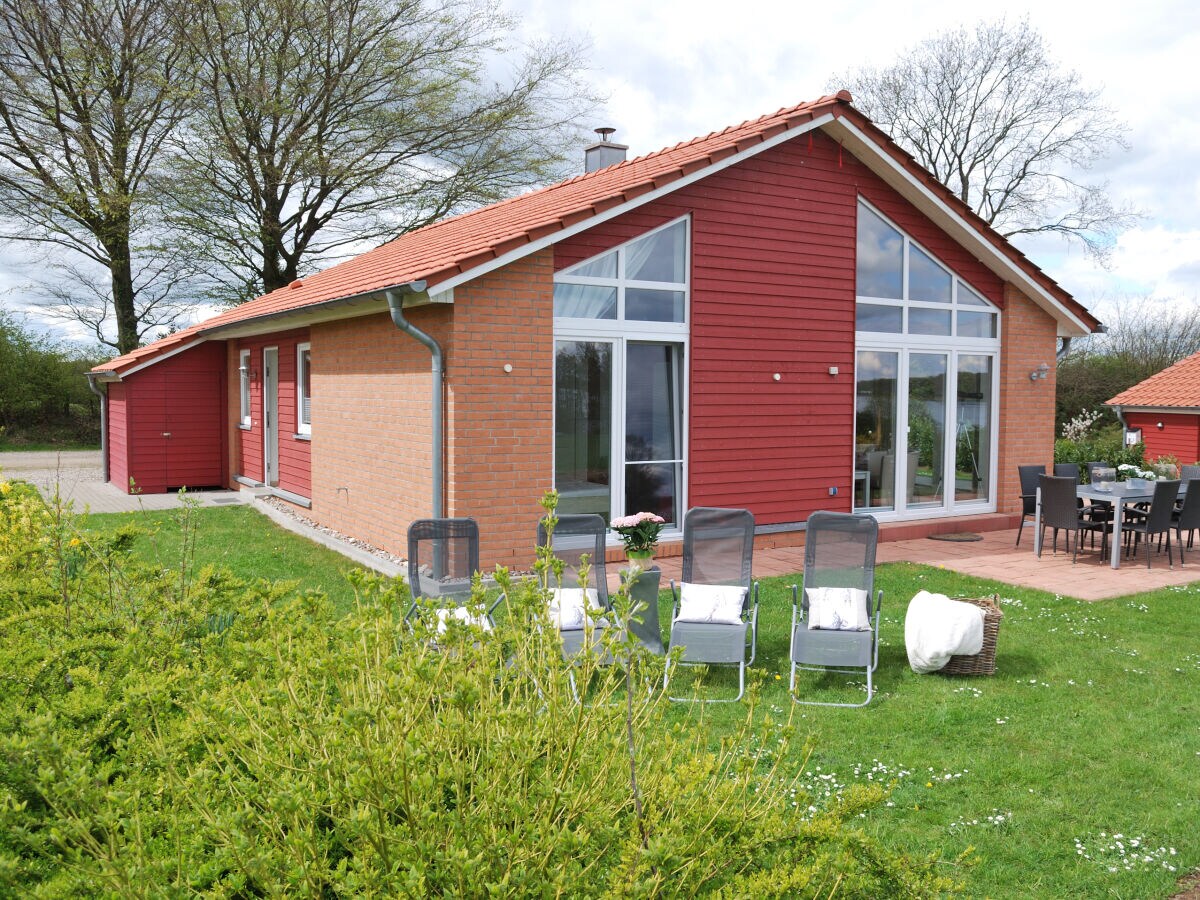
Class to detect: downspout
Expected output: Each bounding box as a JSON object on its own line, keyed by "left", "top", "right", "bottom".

{"left": 385, "top": 283, "right": 444, "bottom": 518}
{"left": 85, "top": 374, "right": 109, "bottom": 482}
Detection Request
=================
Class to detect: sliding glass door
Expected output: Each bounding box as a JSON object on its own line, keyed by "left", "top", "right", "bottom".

{"left": 554, "top": 338, "right": 684, "bottom": 524}
{"left": 855, "top": 348, "right": 995, "bottom": 516}
{"left": 554, "top": 340, "right": 614, "bottom": 518}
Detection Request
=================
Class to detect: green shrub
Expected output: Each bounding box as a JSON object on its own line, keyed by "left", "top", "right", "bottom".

{"left": 1054, "top": 427, "right": 1145, "bottom": 476}
{"left": 0, "top": 484, "right": 958, "bottom": 897}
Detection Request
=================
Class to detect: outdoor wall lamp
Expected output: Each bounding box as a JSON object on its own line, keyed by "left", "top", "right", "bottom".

{"left": 1029, "top": 363, "right": 1050, "bottom": 382}
{"left": 1157, "top": 421, "right": 1164, "bottom": 430}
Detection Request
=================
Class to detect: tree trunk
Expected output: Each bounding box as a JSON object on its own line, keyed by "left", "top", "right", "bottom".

{"left": 107, "top": 237, "right": 140, "bottom": 355}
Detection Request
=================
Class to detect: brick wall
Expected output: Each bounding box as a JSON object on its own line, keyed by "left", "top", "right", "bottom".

{"left": 307, "top": 249, "right": 555, "bottom": 566}
{"left": 446, "top": 250, "right": 555, "bottom": 565}
{"left": 308, "top": 310, "right": 444, "bottom": 557}
{"left": 996, "top": 284, "right": 1059, "bottom": 514}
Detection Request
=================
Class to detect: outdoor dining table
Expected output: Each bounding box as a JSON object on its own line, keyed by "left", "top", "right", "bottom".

{"left": 1033, "top": 480, "right": 1185, "bottom": 570}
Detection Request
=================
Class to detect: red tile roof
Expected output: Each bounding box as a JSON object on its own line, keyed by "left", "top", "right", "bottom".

{"left": 95, "top": 90, "right": 1095, "bottom": 376}
{"left": 1107, "top": 350, "right": 1200, "bottom": 408}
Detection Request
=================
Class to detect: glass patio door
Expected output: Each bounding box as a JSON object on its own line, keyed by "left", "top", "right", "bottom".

{"left": 855, "top": 351, "right": 898, "bottom": 510}
{"left": 624, "top": 342, "right": 682, "bottom": 524}
{"left": 554, "top": 339, "right": 614, "bottom": 518}
{"left": 954, "top": 355, "right": 993, "bottom": 502}
{"left": 554, "top": 338, "right": 684, "bottom": 525}
{"left": 907, "top": 353, "right": 948, "bottom": 508}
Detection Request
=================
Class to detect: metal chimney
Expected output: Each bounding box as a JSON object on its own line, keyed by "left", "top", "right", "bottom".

{"left": 584, "top": 127, "right": 628, "bottom": 173}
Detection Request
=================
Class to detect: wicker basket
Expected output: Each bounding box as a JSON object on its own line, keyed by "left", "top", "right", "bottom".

{"left": 941, "top": 596, "right": 1003, "bottom": 676}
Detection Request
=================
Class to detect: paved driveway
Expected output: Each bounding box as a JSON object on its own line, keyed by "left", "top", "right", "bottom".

{"left": 0, "top": 450, "right": 248, "bottom": 513}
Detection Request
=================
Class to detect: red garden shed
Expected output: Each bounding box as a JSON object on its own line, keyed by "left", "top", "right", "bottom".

{"left": 104, "top": 342, "right": 226, "bottom": 494}
{"left": 1108, "top": 350, "right": 1200, "bottom": 464}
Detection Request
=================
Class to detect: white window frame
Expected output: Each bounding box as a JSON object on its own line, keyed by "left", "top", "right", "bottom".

{"left": 553, "top": 216, "right": 691, "bottom": 533}
{"left": 296, "top": 342, "right": 312, "bottom": 436}
{"left": 854, "top": 200, "right": 1001, "bottom": 520}
{"left": 238, "top": 349, "right": 251, "bottom": 427}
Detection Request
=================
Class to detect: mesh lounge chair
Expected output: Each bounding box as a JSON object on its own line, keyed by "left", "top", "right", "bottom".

{"left": 537, "top": 514, "right": 611, "bottom": 659}
{"left": 1016, "top": 465, "right": 1045, "bottom": 546}
{"left": 664, "top": 507, "right": 758, "bottom": 702}
{"left": 790, "top": 511, "right": 882, "bottom": 708}
{"left": 407, "top": 517, "right": 501, "bottom": 628}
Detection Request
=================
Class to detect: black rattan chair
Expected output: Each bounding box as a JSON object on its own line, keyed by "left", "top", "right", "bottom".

{"left": 1037, "top": 474, "right": 1109, "bottom": 563}
{"left": 1124, "top": 480, "right": 1181, "bottom": 569}
{"left": 1016, "top": 464, "right": 1045, "bottom": 547}
{"left": 1173, "top": 479, "right": 1200, "bottom": 564}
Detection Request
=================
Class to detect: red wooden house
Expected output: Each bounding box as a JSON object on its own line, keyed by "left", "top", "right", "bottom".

{"left": 91, "top": 92, "right": 1100, "bottom": 565}
{"left": 1108, "top": 350, "right": 1200, "bottom": 464}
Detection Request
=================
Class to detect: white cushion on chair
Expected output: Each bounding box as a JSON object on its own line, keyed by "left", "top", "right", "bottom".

{"left": 805, "top": 587, "right": 871, "bottom": 631}
{"left": 433, "top": 606, "right": 492, "bottom": 634}
{"left": 675, "top": 582, "right": 747, "bottom": 625}
{"left": 549, "top": 587, "right": 602, "bottom": 630}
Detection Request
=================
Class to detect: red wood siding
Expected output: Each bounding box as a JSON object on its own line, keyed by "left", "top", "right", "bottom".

{"left": 1125, "top": 411, "right": 1200, "bottom": 464}
{"left": 107, "top": 382, "right": 130, "bottom": 491}
{"left": 554, "top": 131, "right": 1006, "bottom": 526}
{"left": 115, "top": 343, "right": 226, "bottom": 493}
{"left": 233, "top": 329, "right": 311, "bottom": 496}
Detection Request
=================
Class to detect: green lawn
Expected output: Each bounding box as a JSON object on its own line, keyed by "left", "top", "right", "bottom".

{"left": 76, "top": 507, "right": 1200, "bottom": 898}
{"left": 81, "top": 505, "right": 368, "bottom": 610}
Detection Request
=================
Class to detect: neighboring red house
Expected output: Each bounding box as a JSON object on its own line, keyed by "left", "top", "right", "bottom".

{"left": 91, "top": 92, "right": 1100, "bottom": 566}
{"left": 1107, "top": 351, "right": 1200, "bottom": 464}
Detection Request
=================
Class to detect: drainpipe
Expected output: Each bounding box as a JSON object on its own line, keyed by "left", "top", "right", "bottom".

{"left": 385, "top": 283, "right": 443, "bottom": 518}
{"left": 85, "top": 374, "right": 109, "bottom": 482}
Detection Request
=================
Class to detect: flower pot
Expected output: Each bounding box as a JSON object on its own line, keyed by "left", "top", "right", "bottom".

{"left": 626, "top": 549, "right": 655, "bottom": 562}
{"left": 1126, "top": 478, "right": 1148, "bottom": 490}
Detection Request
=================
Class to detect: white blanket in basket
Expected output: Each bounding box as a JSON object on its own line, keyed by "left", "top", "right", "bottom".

{"left": 904, "top": 591, "right": 985, "bottom": 674}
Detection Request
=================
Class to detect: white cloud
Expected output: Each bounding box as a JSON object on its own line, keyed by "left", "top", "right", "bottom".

{"left": 508, "top": 0, "right": 1200, "bottom": 325}
{"left": 9, "top": 0, "right": 1200, "bottom": 342}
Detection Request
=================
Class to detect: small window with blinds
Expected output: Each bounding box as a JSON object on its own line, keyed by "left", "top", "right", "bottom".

{"left": 296, "top": 343, "right": 312, "bottom": 435}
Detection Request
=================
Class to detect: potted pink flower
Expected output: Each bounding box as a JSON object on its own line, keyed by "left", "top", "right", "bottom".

{"left": 610, "top": 511, "right": 666, "bottom": 560}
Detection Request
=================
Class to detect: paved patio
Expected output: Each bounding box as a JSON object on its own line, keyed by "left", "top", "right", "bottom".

{"left": 7, "top": 451, "right": 1198, "bottom": 600}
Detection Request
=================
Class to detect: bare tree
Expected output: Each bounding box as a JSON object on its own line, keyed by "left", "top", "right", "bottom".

{"left": 0, "top": 0, "right": 195, "bottom": 353}
{"left": 167, "top": 0, "right": 597, "bottom": 304}
{"left": 834, "top": 19, "right": 1137, "bottom": 262}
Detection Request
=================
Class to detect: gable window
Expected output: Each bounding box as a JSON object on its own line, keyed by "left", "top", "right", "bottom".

{"left": 238, "top": 350, "right": 251, "bottom": 427}
{"left": 296, "top": 343, "right": 311, "bottom": 436}
{"left": 855, "top": 203, "right": 999, "bottom": 339}
{"left": 853, "top": 200, "right": 999, "bottom": 518}
{"left": 554, "top": 218, "right": 688, "bottom": 529}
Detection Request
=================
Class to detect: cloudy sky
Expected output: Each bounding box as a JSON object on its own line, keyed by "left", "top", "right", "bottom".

{"left": 3, "top": 0, "right": 1197, "bottom": 342}
{"left": 510, "top": 0, "right": 1200, "bottom": 324}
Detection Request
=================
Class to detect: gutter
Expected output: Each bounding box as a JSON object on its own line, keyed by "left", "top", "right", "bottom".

{"left": 385, "top": 283, "right": 444, "bottom": 519}
{"left": 85, "top": 374, "right": 108, "bottom": 482}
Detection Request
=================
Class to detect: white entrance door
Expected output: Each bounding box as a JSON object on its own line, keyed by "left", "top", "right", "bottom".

{"left": 263, "top": 347, "right": 278, "bottom": 485}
